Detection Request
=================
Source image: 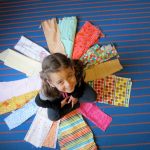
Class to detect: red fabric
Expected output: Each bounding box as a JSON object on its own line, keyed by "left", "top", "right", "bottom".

{"left": 72, "top": 21, "right": 104, "bottom": 59}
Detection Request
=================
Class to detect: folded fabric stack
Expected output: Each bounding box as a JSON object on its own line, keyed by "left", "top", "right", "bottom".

{"left": 0, "top": 16, "right": 132, "bottom": 149}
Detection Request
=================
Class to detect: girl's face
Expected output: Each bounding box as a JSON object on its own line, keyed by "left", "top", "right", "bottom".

{"left": 48, "top": 67, "right": 77, "bottom": 93}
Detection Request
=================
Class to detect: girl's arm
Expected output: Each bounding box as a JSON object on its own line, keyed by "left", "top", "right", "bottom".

{"left": 35, "top": 93, "right": 61, "bottom": 109}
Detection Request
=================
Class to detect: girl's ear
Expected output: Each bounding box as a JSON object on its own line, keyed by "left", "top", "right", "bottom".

{"left": 47, "top": 80, "right": 55, "bottom": 87}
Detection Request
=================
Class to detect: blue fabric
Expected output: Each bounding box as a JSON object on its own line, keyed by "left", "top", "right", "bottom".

{"left": 0, "top": 0, "right": 150, "bottom": 150}
{"left": 4, "top": 98, "right": 38, "bottom": 130}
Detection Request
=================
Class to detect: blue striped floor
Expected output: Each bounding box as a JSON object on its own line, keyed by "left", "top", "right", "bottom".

{"left": 0, "top": 0, "right": 150, "bottom": 150}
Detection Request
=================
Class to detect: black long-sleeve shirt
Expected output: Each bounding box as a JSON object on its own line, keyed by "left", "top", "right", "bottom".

{"left": 35, "top": 79, "right": 86, "bottom": 110}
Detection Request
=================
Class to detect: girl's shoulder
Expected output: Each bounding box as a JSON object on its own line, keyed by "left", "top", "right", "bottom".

{"left": 39, "top": 89, "right": 61, "bottom": 101}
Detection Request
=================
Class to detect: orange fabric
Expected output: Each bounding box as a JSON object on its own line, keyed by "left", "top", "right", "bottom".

{"left": 72, "top": 21, "right": 104, "bottom": 59}
{"left": 42, "top": 121, "right": 59, "bottom": 148}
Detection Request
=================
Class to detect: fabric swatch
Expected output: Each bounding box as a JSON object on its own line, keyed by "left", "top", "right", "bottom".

{"left": 0, "top": 75, "right": 41, "bottom": 102}
{"left": 80, "top": 43, "right": 118, "bottom": 68}
{"left": 41, "top": 18, "right": 66, "bottom": 54}
{"left": 103, "top": 75, "right": 115, "bottom": 105}
{"left": 72, "top": 21, "right": 104, "bottom": 59}
{"left": 4, "top": 98, "right": 38, "bottom": 130}
{"left": 0, "top": 90, "right": 38, "bottom": 115}
{"left": 89, "top": 75, "right": 132, "bottom": 107}
{"left": 85, "top": 59, "right": 123, "bottom": 82}
{"left": 79, "top": 103, "right": 112, "bottom": 131}
{"left": 14, "top": 36, "right": 50, "bottom": 62}
{"left": 42, "top": 120, "right": 60, "bottom": 148}
{"left": 0, "top": 49, "right": 41, "bottom": 76}
{"left": 114, "top": 76, "right": 132, "bottom": 107}
{"left": 58, "top": 109, "right": 97, "bottom": 150}
{"left": 59, "top": 16, "right": 77, "bottom": 58}
{"left": 24, "top": 108, "right": 53, "bottom": 148}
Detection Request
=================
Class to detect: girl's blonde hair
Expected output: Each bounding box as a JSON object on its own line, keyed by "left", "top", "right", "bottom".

{"left": 40, "top": 53, "right": 85, "bottom": 98}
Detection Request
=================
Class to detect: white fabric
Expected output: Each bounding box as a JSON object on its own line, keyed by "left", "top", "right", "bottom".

{"left": 14, "top": 36, "right": 50, "bottom": 62}
{"left": 0, "top": 75, "right": 41, "bottom": 102}
{"left": 24, "top": 108, "right": 53, "bottom": 148}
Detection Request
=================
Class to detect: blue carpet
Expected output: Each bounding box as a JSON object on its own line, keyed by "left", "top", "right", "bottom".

{"left": 0, "top": 0, "right": 150, "bottom": 150}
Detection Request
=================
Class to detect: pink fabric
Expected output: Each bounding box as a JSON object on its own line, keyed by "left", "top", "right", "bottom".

{"left": 72, "top": 21, "right": 104, "bottom": 59}
{"left": 78, "top": 102, "right": 112, "bottom": 131}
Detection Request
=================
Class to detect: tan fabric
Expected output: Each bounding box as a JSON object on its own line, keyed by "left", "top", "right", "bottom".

{"left": 41, "top": 18, "right": 66, "bottom": 54}
{"left": 85, "top": 59, "right": 123, "bottom": 81}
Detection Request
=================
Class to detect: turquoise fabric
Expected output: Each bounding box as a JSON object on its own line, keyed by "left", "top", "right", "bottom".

{"left": 58, "top": 16, "right": 77, "bottom": 58}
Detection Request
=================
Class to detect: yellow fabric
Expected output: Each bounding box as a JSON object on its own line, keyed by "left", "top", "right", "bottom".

{"left": 114, "top": 77, "right": 129, "bottom": 107}
{"left": 0, "top": 90, "right": 39, "bottom": 114}
{"left": 0, "top": 49, "right": 41, "bottom": 76}
{"left": 85, "top": 59, "right": 123, "bottom": 81}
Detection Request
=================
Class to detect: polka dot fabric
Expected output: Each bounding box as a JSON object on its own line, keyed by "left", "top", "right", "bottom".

{"left": 88, "top": 75, "right": 132, "bottom": 107}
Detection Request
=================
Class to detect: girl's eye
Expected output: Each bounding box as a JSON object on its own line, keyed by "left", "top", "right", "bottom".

{"left": 57, "top": 80, "right": 64, "bottom": 85}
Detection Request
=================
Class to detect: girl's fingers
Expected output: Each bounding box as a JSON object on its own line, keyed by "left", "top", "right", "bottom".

{"left": 72, "top": 101, "right": 74, "bottom": 108}
{"left": 68, "top": 98, "right": 72, "bottom": 103}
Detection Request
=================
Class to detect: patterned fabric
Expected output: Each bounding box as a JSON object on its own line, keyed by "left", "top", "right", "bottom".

{"left": 24, "top": 108, "right": 53, "bottom": 148}
{"left": 4, "top": 98, "right": 38, "bottom": 130}
{"left": 43, "top": 121, "right": 60, "bottom": 148}
{"left": 58, "top": 110, "right": 97, "bottom": 150}
{"left": 72, "top": 21, "right": 104, "bottom": 59}
{"left": 85, "top": 59, "right": 123, "bottom": 82}
{"left": 41, "top": 18, "right": 66, "bottom": 55}
{"left": 0, "top": 49, "right": 41, "bottom": 76}
{"left": 78, "top": 103, "right": 112, "bottom": 131}
{"left": 103, "top": 76, "right": 115, "bottom": 105}
{"left": 80, "top": 44, "right": 118, "bottom": 68}
{"left": 114, "top": 76, "right": 132, "bottom": 107}
{"left": 59, "top": 16, "right": 77, "bottom": 58}
{"left": 14, "top": 36, "right": 50, "bottom": 62}
{"left": 89, "top": 75, "right": 132, "bottom": 107}
{"left": 0, "top": 75, "right": 41, "bottom": 102}
{"left": 0, "top": 90, "right": 38, "bottom": 115}
{"left": 93, "top": 78, "right": 105, "bottom": 101}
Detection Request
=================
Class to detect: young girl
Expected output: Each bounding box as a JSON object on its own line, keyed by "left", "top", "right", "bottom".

{"left": 35, "top": 53, "right": 97, "bottom": 121}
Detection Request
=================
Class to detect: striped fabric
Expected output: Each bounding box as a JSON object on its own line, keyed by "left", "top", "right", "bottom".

{"left": 58, "top": 110, "right": 97, "bottom": 150}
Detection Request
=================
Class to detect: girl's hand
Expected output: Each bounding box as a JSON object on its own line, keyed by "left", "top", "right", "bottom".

{"left": 61, "top": 97, "right": 69, "bottom": 108}
{"left": 68, "top": 96, "right": 78, "bottom": 108}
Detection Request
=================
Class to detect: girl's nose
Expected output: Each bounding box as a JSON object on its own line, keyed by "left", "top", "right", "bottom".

{"left": 64, "top": 80, "right": 71, "bottom": 88}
